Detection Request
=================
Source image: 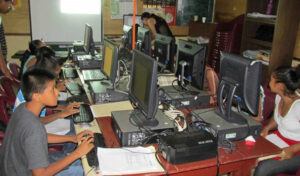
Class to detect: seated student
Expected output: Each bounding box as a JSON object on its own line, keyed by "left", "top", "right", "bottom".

{"left": 141, "top": 12, "right": 174, "bottom": 40}
{"left": 0, "top": 68, "right": 94, "bottom": 176}
{"left": 14, "top": 46, "right": 77, "bottom": 124}
{"left": 203, "top": 65, "right": 219, "bottom": 104}
{"left": 19, "top": 39, "right": 45, "bottom": 78}
{"left": 254, "top": 65, "right": 300, "bottom": 176}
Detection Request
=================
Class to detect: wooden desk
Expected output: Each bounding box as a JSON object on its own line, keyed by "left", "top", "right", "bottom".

{"left": 96, "top": 117, "right": 281, "bottom": 176}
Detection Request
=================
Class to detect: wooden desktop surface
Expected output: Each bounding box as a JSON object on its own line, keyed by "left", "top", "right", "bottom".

{"left": 96, "top": 117, "right": 281, "bottom": 176}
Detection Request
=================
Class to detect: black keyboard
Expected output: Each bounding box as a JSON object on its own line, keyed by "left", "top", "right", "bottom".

{"left": 63, "top": 69, "right": 77, "bottom": 79}
{"left": 78, "top": 60, "right": 102, "bottom": 69}
{"left": 67, "top": 94, "right": 89, "bottom": 104}
{"left": 73, "top": 104, "right": 93, "bottom": 124}
{"left": 86, "top": 133, "right": 106, "bottom": 168}
{"left": 65, "top": 82, "right": 82, "bottom": 95}
{"left": 93, "top": 89, "right": 128, "bottom": 104}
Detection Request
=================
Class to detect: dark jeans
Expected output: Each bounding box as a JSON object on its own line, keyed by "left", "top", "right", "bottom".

{"left": 254, "top": 154, "right": 300, "bottom": 176}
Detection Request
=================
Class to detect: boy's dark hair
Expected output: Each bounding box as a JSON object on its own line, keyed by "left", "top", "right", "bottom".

{"left": 272, "top": 64, "right": 300, "bottom": 96}
{"left": 34, "top": 46, "right": 63, "bottom": 74}
{"left": 141, "top": 12, "right": 151, "bottom": 19}
{"left": 21, "top": 68, "right": 56, "bottom": 101}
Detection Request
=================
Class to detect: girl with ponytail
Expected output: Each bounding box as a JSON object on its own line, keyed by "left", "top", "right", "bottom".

{"left": 255, "top": 65, "right": 300, "bottom": 176}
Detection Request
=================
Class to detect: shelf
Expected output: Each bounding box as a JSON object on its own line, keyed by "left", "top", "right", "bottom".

{"left": 247, "top": 37, "right": 272, "bottom": 48}
{"left": 246, "top": 17, "right": 276, "bottom": 25}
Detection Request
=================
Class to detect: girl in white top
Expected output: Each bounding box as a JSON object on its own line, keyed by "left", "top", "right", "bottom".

{"left": 255, "top": 65, "right": 300, "bottom": 176}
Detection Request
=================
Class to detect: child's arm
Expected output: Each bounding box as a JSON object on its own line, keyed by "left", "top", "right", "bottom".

{"left": 47, "top": 130, "right": 94, "bottom": 144}
{"left": 41, "top": 103, "right": 80, "bottom": 124}
{"left": 32, "top": 137, "right": 94, "bottom": 176}
{"left": 260, "top": 116, "right": 277, "bottom": 137}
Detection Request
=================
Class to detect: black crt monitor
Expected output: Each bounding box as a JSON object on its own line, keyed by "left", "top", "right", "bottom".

{"left": 135, "top": 27, "right": 152, "bottom": 56}
{"left": 102, "top": 38, "right": 119, "bottom": 84}
{"left": 129, "top": 50, "right": 159, "bottom": 127}
{"left": 175, "top": 40, "right": 207, "bottom": 90}
{"left": 83, "top": 24, "right": 95, "bottom": 56}
{"left": 122, "top": 25, "right": 133, "bottom": 50}
{"left": 123, "top": 14, "right": 143, "bottom": 27}
{"left": 154, "top": 34, "right": 175, "bottom": 72}
{"left": 217, "top": 52, "right": 262, "bottom": 125}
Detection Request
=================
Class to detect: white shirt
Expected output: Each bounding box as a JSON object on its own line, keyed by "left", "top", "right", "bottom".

{"left": 274, "top": 95, "right": 300, "bottom": 141}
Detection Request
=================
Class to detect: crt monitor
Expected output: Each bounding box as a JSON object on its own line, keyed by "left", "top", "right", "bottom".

{"left": 154, "top": 34, "right": 175, "bottom": 72}
{"left": 122, "top": 25, "right": 133, "bottom": 50}
{"left": 123, "top": 14, "right": 143, "bottom": 27}
{"left": 83, "top": 24, "right": 95, "bottom": 56}
{"left": 217, "top": 52, "right": 262, "bottom": 125}
{"left": 102, "top": 38, "right": 119, "bottom": 84}
{"left": 175, "top": 40, "right": 206, "bottom": 90}
{"left": 135, "top": 27, "right": 152, "bottom": 56}
{"left": 129, "top": 50, "right": 158, "bottom": 127}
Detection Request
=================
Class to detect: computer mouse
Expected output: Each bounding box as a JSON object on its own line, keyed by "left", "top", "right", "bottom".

{"left": 64, "top": 63, "right": 73, "bottom": 68}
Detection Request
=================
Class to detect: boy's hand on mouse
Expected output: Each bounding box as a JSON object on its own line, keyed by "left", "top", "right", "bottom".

{"left": 60, "top": 103, "right": 80, "bottom": 118}
{"left": 76, "top": 130, "right": 94, "bottom": 142}
{"left": 73, "top": 137, "right": 94, "bottom": 158}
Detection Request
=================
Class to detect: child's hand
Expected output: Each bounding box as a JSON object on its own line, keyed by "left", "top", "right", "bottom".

{"left": 60, "top": 103, "right": 80, "bottom": 118}
{"left": 74, "top": 137, "right": 94, "bottom": 158}
{"left": 280, "top": 147, "right": 294, "bottom": 161}
{"left": 76, "top": 130, "right": 94, "bottom": 143}
{"left": 260, "top": 128, "right": 269, "bottom": 138}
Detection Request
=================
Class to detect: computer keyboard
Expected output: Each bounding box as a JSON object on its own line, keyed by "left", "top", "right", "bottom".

{"left": 93, "top": 89, "right": 128, "bottom": 104}
{"left": 63, "top": 68, "right": 77, "bottom": 79}
{"left": 78, "top": 60, "right": 102, "bottom": 69}
{"left": 65, "top": 82, "right": 82, "bottom": 95}
{"left": 67, "top": 94, "right": 90, "bottom": 104}
{"left": 86, "top": 133, "right": 106, "bottom": 168}
{"left": 73, "top": 104, "right": 93, "bottom": 124}
{"left": 82, "top": 70, "right": 106, "bottom": 81}
{"left": 76, "top": 55, "right": 92, "bottom": 61}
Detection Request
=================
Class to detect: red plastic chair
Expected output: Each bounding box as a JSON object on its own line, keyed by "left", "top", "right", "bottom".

{"left": 0, "top": 76, "right": 20, "bottom": 102}
{"left": 0, "top": 94, "right": 14, "bottom": 125}
{"left": 7, "top": 61, "right": 21, "bottom": 80}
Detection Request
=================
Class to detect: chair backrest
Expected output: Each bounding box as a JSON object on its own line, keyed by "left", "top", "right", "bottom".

{"left": 7, "top": 61, "right": 21, "bottom": 80}
{"left": 0, "top": 94, "right": 13, "bottom": 125}
{"left": 0, "top": 76, "right": 20, "bottom": 102}
{"left": 207, "top": 14, "right": 244, "bottom": 73}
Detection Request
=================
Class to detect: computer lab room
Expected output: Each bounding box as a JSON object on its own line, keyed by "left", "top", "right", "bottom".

{"left": 0, "top": 0, "right": 300, "bottom": 175}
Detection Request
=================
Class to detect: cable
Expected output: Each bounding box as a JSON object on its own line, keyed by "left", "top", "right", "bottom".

{"left": 156, "top": 147, "right": 170, "bottom": 176}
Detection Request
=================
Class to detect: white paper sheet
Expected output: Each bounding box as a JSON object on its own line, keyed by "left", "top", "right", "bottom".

{"left": 265, "top": 134, "right": 289, "bottom": 149}
{"left": 97, "top": 146, "right": 163, "bottom": 175}
{"left": 45, "top": 119, "right": 70, "bottom": 135}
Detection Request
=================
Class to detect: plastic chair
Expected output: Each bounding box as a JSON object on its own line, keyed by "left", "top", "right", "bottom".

{"left": 0, "top": 76, "right": 20, "bottom": 102}
{"left": 207, "top": 14, "right": 244, "bottom": 74}
{"left": 0, "top": 94, "right": 14, "bottom": 125}
{"left": 7, "top": 61, "right": 21, "bottom": 80}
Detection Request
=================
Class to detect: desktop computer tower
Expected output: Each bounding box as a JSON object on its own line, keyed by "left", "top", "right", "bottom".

{"left": 111, "top": 109, "right": 174, "bottom": 146}
{"left": 161, "top": 85, "right": 210, "bottom": 109}
{"left": 192, "top": 108, "right": 262, "bottom": 144}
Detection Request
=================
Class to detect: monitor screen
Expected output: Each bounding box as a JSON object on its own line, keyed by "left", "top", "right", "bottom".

{"left": 103, "top": 38, "right": 119, "bottom": 84}
{"left": 154, "top": 34, "right": 175, "bottom": 72}
{"left": 129, "top": 50, "right": 158, "bottom": 126}
{"left": 136, "top": 27, "right": 152, "bottom": 56}
{"left": 83, "top": 24, "right": 95, "bottom": 55}
{"left": 218, "top": 52, "right": 262, "bottom": 124}
{"left": 122, "top": 25, "right": 133, "bottom": 50}
{"left": 123, "top": 14, "right": 143, "bottom": 27}
{"left": 175, "top": 40, "right": 206, "bottom": 90}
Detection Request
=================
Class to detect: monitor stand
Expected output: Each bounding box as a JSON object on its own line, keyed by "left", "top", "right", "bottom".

{"left": 111, "top": 109, "right": 174, "bottom": 146}
{"left": 161, "top": 85, "right": 210, "bottom": 109}
{"left": 192, "top": 108, "right": 262, "bottom": 144}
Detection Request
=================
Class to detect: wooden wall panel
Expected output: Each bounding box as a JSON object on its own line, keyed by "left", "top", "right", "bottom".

{"left": 2, "top": 0, "right": 30, "bottom": 35}
{"left": 214, "top": 0, "right": 246, "bottom": 22}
